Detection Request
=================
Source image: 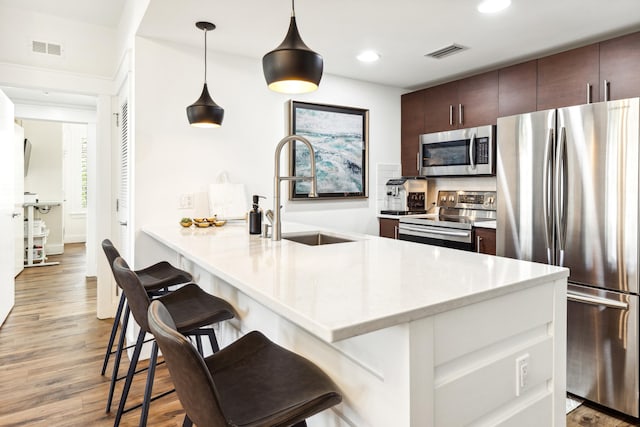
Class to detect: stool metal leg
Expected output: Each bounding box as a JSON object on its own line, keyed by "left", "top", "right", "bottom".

{"left": 138, "top": 341, "right": 159, "bottom": 427}
{"left": 107, "top": 304, "right": 131, "bottom": 412}
{"left": 207, "top": 328, "right": 220, "bottom": 352}
{"left": 195, "top": 334, "right": 203, "bottom": 355}
{"left": 114, "top": 328, "right": 145, "bottom": 426}
{"left": 102, "top": 292, "right": 126, "bottom": 375}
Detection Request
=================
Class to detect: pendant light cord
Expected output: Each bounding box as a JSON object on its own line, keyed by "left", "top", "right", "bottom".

{"left": 291, "top": 0, "right": 295, "bottom": 17}
{"left": 203, "top": 28, "right": 208, "bottom": 84}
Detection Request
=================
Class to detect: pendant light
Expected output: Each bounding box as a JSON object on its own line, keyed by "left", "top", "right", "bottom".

{"left": 262, "top": 0, "right": 323, "bottom": 94}
{"left": 186, "top": 21, "right": 224, "bottom": 128}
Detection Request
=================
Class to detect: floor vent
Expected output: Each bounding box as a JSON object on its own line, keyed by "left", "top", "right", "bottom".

{"left": 32, "top": 40, "right": 63, "bottom": 56}
{"left": 425, "top": 44, "right": 467, "bottom": 59}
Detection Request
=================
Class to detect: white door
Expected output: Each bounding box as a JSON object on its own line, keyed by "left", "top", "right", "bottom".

{"left": 117, "top": 85, "right": 131, "bottom": 262}
{"left": 14, "top": 124, "right": 24, "bottom": 276}
{"left": 0, "top": 90, "right": 16, "bottom": 326}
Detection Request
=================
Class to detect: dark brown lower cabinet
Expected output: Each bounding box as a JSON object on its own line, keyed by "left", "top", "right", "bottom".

{"left": 474, "top": 228, "right": 496, "bottom": 255}
{"left": 379, "top": 218, "right": 399, "bottom": 239}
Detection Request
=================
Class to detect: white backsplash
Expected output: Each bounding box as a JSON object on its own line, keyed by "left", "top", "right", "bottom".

{"left": 427, "top": 176, "right": 497, "bottom": 205}
{"left": 375, "top": 163, "right": 401, "bottom": 212}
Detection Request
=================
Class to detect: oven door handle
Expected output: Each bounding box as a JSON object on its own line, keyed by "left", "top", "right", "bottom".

{"left": 400, "top": 225, "right": 470, "bottom": 237}
{"left": 567, "top": 291, "right": 629, "bottom": 311}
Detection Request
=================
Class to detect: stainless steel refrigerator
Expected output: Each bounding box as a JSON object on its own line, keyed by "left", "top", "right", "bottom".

{"left": 496, "top": 97, "right": 640, "bottom": 418}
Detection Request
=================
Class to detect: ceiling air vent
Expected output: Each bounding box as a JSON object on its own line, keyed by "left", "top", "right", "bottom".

{"left": 425, "top": 44, "right": 467, "bottom": 59}
{"left": 31, "top": 40, "right": 63, "bottom": 56}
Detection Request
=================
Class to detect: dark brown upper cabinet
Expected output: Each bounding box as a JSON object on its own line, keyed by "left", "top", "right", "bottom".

{"left": 423, "top": 81, "right": 459, "bottom": 133}
{"left": 537, "top": 44, "right": 600, "bottom": 110}
{"left": 599, "top": 32, "right": 640, "bottom": 102}
{"left": 498, "top": 61, "right": 537, "bottom": 117}
{"left": 457, "top": 71, "right": 499, "bottom": 127}
{"left": 401, "top": 90, "right": 425, "bottom": 176}
{"left": 423, "top": 72, "right": 499, "bottom": 133}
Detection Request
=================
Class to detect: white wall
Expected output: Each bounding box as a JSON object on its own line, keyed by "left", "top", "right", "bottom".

{"left": 133, "top": 37, "right": 402, "bottom": 264}
{"left": 0, "top": 5, "right": 118, "bottom": 78}
{"left": 62, "top": 123, "right": 88, "bottom": 243}
{"left": 22, "top": 119, "right": 64, "bottom": 255}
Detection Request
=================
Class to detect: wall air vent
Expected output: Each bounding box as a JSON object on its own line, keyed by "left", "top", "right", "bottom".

{"left": 31, "top": 40, "right": 63, "bottom": 56}
{"left": 47, "top": 43, "right": 62, "bottom": 56}
{"left": 32, "top": 40, "right": 47, "bottom": 54}
{"left": 425, "top": 44, "right": 467, "bottom": 59}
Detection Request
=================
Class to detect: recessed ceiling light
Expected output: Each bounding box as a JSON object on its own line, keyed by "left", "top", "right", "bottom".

{"left": 477, "top": 0, "right": 511, "bottom": 14}
{"left": 357, "top": 50, "right": 381, "bottom": 63}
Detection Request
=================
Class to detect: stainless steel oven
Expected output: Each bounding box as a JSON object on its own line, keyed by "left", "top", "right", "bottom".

{"left": 399, "top": 217, "right": 475, "bottom": 251}
{"left": 398, "top": 190, "right": 496, "bottom": 250}
{"left": 420, "top": 125, "right": 495, "bottom": 177}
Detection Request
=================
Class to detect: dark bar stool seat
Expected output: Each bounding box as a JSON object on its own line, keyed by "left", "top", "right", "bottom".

{"left": 148, "top": 299, "right": 342, "bottom": 427}
{"left": 101, "top": 239, "right": 193, "bottom": 377}
{"left": 110, "top": 257, "right": 236, "bottom": 427}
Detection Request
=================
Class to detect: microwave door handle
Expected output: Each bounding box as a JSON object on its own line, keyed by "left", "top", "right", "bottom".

{"left": 469, "top": 133, "right": 476, "bottom": 169}
{"left": 542, "top": 127, "right": 554, "bottom": 265}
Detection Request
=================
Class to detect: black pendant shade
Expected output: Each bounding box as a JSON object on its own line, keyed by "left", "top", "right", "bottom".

{"left": 187, "top": 83, "right": 224, "bottom": 128}
{"left": 187, "top": 21, "right": 224, "bottom": 128}
{"left": 262, "top": 3, "right": 323, "bottom": 94}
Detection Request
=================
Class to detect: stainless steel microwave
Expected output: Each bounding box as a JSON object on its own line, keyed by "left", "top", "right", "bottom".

{"left": 419, "top": 125, "right": 495, "bottom": 176}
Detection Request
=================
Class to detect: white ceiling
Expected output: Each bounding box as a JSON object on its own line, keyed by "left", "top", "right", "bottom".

{"left": 1, "top": 0, "right": 639, "bottom": 103}
{"left": 0, "top": 0, "right": 126, "bottom": 28}
{"left": 137, "top": 0, "right": 640, "bottom": 90}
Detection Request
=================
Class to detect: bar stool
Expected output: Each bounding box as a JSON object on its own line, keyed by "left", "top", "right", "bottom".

{"left": 110, "top": 257, "right": 236, "bottom": 427}
{"left": 148, "top": 300, "right": 343, "bottom": 427}
{"left": 101, "top": 239, "right": 193, "bottom": 378}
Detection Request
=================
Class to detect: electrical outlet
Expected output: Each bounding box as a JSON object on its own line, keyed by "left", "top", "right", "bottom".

{"left": 515, "top": 353, "right": 530, "bottom": 396}
{"left": 179, "top": 193, "right": 193, "bottom": 209}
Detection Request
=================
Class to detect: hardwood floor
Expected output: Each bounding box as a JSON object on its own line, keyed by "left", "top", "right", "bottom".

{"left": 0, "top": 243, "right": 638, "bottom": 426}
{"left": 568, "top": 403, "right": 639, "bottom": 427}
{"left": 0, "top": 244, "right": 185, "bottom": 426}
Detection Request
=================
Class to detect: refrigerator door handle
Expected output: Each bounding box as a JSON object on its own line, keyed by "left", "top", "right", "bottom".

{"left": 568, "top": 291, "right": 629, "bottom": 311}
{"left": 554, "top": 126, "right": 568, "bottom": 266}
{"left": 542, "top": 127, "right": 554, "bottom": 265}
{"left": 469, "top": 132, "right": 476, "bottom": 169}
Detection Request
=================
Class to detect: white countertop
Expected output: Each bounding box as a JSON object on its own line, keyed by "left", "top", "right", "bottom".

{"left": 143, "top": 222, "right": 566, "bottom": 343}
{"left": 473, "top": 220, "right": 497, "bottom": 229}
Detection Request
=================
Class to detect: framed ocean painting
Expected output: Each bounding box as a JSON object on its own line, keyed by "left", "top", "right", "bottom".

{"left": 288, "top": 100, "right": 369, "bottom": 199}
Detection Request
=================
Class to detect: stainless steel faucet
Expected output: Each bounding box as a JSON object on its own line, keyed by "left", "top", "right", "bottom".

{"left": 272, "top": 135, "right": 318, "bottom": 240}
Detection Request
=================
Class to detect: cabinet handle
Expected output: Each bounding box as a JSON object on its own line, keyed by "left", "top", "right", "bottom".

{"left": 449, "top": 105, "right": 454, "bottom": 126}
{"left": 459, "top": 104, "right": 463, "bottom": 125}
{"left": 416, "top": 152, "right": 420, "bottom": 172}
{"left": 604, "top": 80, "right": 610, "bottom": 102}
{"left": 586, "top": 83, "right": 592, "bottom": 104}
{"left": 476, "top": 235, "right": 483, "bottom": 253}
{"left": 394, "top": 226, "right": 399, "bottom": 240}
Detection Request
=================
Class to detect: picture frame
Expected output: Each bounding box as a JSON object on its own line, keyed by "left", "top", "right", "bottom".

{"left": 288, "top": 100, "right": 369, "bottom": 200}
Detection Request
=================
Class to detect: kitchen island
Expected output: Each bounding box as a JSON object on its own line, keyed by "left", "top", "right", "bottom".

{"left": 141, "top": 222, "right": 568, "bottom": 427}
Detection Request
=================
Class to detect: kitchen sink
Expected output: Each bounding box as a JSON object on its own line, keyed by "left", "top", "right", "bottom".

{"left": 282, "top": 232, "right": 355, "bottom": 246}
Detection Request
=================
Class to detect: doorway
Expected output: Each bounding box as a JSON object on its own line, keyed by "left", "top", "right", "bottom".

{"left": 2, "top": 86, "right": 98, "bottom": 274}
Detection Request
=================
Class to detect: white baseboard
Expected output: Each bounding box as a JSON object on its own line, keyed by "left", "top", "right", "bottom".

{"left": 64, "top": 235, "right": 87, "bottom": 244}
{"left": 45, "top": 243, "right": 64, "bottom": 255}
